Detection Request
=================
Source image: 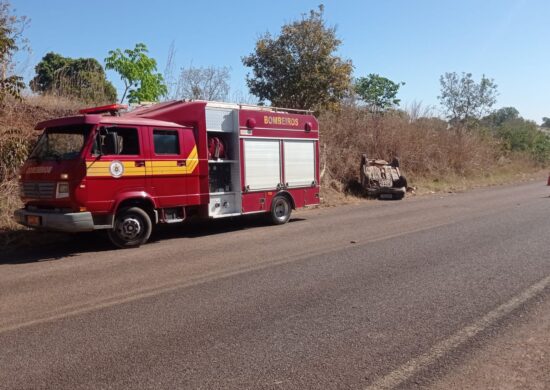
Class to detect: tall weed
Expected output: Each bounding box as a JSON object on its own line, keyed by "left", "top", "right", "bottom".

{"left": 319, "top": 105, "right": 507, "bottom": 188}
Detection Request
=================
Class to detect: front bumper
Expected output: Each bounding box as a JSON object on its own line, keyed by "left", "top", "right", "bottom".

{"left": 14, "top": 209, "right": 95, "bottom": 232}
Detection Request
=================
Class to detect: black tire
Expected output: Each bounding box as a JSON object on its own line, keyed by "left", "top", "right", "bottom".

{"left": 270, "top": 195, "right": 292, "bottom": 225}
{"left": 393, "top": 175, "right": 408, "bottom": 189}
{"left": 108, "top": 207, "right": 152, "bottom": 248}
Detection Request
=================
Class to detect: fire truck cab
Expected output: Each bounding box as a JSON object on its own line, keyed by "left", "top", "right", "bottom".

{"left": 15, "top": 101, "right": 320, "bottom": 248}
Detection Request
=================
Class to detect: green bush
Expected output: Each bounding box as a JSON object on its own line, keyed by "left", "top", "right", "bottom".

{"left": 494, "top": 119, "right": 550, "bottom": 163}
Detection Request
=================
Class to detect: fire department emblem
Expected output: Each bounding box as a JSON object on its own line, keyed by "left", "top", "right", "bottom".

{"left": 109, "top": 160, "right": 124, "bottom": 178}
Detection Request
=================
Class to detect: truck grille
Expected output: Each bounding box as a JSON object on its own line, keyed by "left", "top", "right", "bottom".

{"left": 21, "top": 181, "right": 56, "bottom": 199}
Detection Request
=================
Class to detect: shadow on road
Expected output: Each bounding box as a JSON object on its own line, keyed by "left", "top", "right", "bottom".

{"left": 0, "top": 215, "right": 306, "bottom": 265}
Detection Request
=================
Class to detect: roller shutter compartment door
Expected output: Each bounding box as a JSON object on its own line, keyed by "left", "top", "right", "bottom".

{"left": 283, "top": 140, "right": 315, "bottom": 187}
{"left": 244, "top": 139, "right": 281, "bottom": 191}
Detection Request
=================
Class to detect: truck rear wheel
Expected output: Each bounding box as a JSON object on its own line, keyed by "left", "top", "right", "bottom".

{"left": 270, "top": 195, "right": 292, "bottom": 225}
{"left": 108, "top": 207, "right": 152, "bottom": 248}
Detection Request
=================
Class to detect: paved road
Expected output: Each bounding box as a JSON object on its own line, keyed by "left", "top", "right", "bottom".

{"left": 1, "top": 181, "right": 549, "bottom": 389}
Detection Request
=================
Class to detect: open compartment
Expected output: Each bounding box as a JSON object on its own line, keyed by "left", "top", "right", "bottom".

{"left": 205, "top": 104, "right": 242, "bottom": 217}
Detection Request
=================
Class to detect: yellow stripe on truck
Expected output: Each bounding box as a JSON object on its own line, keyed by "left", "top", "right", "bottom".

{"left": 86, "top": 161, "right": 146, "bottom": 177}
{"left": 85, "top": 146, "right": 199, "bottom": 177}
{"left": 147, "top": 146, "right": 198, "bottom": 175}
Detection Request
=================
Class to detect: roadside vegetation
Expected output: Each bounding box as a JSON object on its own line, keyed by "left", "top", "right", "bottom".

{"left": 0, "top": 1, "right": 549, "bottom": 244}
{"left": 240, "top": 5, "right": 550, "bottom": 202}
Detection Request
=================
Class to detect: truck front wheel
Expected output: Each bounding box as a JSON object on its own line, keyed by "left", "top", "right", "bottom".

{"left": 108, "top": 207, "right": 152, "bottom": 248}
{"left": 270, "top": 195, "right": 292, "bottom": 225}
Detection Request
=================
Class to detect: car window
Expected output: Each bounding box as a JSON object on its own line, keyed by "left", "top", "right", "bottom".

{"left": 154, "top": 129, "right": 180, "bottom": 155}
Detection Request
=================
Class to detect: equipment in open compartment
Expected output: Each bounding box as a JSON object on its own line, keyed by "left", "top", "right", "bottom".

{"left": 209, "top": 163, "right": 232, "bottom": 193}
{"left": 208, "top": 136, "right": 226, "bottom": 160}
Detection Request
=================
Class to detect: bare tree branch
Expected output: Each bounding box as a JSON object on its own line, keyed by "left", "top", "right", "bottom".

{"left": 163, "top": 41, "right": 177, "bottom": 99}
{"left": 174, "top": 64, "right": 230, "bottom": 101}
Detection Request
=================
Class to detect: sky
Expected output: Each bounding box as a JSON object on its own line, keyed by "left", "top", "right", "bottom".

{"left": 11, "top": 0, "right": 550, "bottom": 123}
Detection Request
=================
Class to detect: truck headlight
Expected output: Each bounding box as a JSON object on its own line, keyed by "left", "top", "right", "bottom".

{"left": 56, "top": 182, "right": 70, "bottom": 198}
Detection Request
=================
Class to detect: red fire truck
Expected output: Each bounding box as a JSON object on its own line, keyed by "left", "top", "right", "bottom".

{"left": 14, "top": 101, "right": 320, "bottom": 248}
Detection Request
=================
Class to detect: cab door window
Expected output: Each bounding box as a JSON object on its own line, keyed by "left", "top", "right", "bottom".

{"left": 94, "top": 127, "right": 140, "bottom": 156}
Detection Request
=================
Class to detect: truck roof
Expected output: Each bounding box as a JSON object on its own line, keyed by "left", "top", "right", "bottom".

{"left": 35, "top": 100, "right": 316, "bottom": 130}
{"left": 35, "top": 113, "right": 184, "bottom": 130}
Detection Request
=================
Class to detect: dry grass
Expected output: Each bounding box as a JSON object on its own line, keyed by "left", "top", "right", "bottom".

{"left": 412, "top": 168, "right": 548, "bottom": 194}
{"left": 320, "top": 106, "right": 499, "bottom": 184}
{"left": 24, "top": 94, "right": 85, "bottom": 113}
{"left": 1, "top": 95, "right": 78, "bottom": 129}
{"left": 318, "top": 105, "right": 542, "bottom": 195}
{"left": 0, "top": 95, "right": 80, "bottom": 240}
{"left": 0, "top": 178, "right": 21, "bottom": 229}
{"left": 320, "top": 184, "right": 366, "bottom": 207}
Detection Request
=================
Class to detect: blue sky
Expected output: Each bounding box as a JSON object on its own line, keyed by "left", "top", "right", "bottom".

{"left": 11, "top": 0, "right": 550, "bottom": 123}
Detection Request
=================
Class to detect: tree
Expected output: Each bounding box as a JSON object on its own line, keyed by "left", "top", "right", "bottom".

{"left": 30, "top": 52, "right": 117, "bottom": 104}
{"left": 174, "top": 65, "right": 230, "bottom": 101}
{"left": 354, "top": 74, "right": 404, "bottom": 111}
{"left": 482, "top": 106, "right": 519, "bottom": 127}
{"left": 0, "top": 0, "right": 28, "bottom": 102}
{"left": 438, "top": 72, "right": 498, "bottom": 125}
{"left": 105, "top": 43, "right": 167, "bottom": 103}
{"left": 242, "top": 5, "right": 353, "bottom": 111}
{"left": 29, "top": 52, "right": 69, "bottom": 93}
{"left": 542, "top": 117, "right": 550, "bottom": 128}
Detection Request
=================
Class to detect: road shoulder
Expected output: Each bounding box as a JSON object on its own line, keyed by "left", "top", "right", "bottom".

{"left": 428, "top": 291, "right": 550, "bottom": 390}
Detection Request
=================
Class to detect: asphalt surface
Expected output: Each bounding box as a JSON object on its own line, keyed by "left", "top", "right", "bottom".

{"left": 1, "top": 181, "right": 549, "bottom": 389}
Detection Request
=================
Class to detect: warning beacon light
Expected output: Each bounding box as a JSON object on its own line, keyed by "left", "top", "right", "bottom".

{"left": 79, "top": 104, "right": 128, "bottom": 115}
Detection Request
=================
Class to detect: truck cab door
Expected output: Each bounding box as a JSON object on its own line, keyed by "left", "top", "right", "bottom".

{"left": 85, "top": 126, "right": 148, "bottom": 213}
{"left": 148, "top": 127, "right": 190, "bottom": 207}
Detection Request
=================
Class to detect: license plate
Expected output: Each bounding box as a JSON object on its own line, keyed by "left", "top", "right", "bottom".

{"left": 379, "top": 194, "right": 393, "bottom": 199}
{"left": 26, "top": 215, "right": 41, "bottom": 226}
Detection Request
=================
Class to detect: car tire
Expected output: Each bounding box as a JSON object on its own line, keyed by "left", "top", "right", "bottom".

{"left": 393, "top": 175, "right": 408, "bottom": 188}
{"left": 108, "top": 207, "right": 152, "bottom": 248}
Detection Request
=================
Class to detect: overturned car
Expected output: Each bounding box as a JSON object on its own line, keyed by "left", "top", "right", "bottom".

{"left": 359, "top": 154, "right": 408, "bottom": 200}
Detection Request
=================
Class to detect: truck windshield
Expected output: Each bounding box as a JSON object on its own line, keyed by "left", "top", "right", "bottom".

{"left": 29, "top": 125, "right": 91, "bottom": 161}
